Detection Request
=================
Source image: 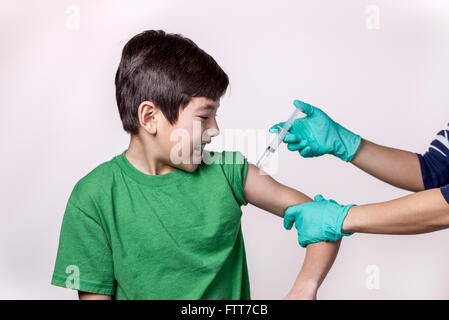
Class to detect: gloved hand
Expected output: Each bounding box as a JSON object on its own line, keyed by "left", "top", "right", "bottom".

{"left": 269, "top": 100, "right": 362, "bottom": 162}
{"left": 284, "top": 194, "right": 355, "bottom": 248}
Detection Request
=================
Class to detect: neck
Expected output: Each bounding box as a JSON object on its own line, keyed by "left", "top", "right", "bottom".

{"left": 125, "top": 134, "right": 175, "bottom": 176}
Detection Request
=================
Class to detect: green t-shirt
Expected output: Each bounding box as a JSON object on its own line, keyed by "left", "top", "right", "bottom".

{"left": 51, "top": 150, "right": 251, "bottom": 300}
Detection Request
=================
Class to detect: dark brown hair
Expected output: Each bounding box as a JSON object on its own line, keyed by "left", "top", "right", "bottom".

{"left": 115, "top": 30, "right": 229, "bottom": 135}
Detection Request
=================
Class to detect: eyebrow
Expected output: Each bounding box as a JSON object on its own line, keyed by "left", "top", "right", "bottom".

{"left": 198, "top": 104, "right": 218, "bottom": 111}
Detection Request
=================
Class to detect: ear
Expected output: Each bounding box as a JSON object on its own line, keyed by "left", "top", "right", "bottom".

{"left": 137, "top": 101, "right": 159, "bottom": 135}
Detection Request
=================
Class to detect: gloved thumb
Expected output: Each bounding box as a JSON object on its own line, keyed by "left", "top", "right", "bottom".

{"left": 283, "top": 206, "right": 299, "bottom": 230}
{"left": 313, "top": 194, "right": 325, "bottom": 202}
{"left": 294, "top": 100, "right": 314, "bottom": 116}
{"left": 269, "top": 122, "right": 286, "bottom": 133}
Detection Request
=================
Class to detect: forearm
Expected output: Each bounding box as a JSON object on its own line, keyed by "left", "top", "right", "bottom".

{"left": 272, "top": 185, "right": 341, "bottom": 298}
{"left": 287, "top": 240, "right": 341, "bottom": 299}
{"left": 350, "top": 139, "right": 424, "bottom": 192}
{"left": 342, "top": 188, "right": 449, "bottom": 234}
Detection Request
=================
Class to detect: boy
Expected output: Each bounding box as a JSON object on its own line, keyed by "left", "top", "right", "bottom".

{"left": 51, "top": 30, "right": 340, "bottom": 300}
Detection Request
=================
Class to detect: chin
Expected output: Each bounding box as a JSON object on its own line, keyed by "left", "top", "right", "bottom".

{"left": 171, "top": 151, "right": 203, "bottom": 172}
{"left": 179, "top": 162, "right": 200, "bottom": 172}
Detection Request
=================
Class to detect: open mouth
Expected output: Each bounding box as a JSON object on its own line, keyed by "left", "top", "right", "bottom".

{"left": 194, "top": 142, "right": 207, "bottom": 151}
{"left": 193, "top": 143, "right": 207, "bottom": 161}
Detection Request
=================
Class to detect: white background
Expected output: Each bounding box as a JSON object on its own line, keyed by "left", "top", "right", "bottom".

{"left": 1, "top": 0, "right": 449, "bottom": 299}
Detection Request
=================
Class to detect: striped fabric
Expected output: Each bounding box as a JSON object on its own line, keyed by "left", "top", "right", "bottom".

{"left": 417, "top": 124, "right": 449, "bottom": 204}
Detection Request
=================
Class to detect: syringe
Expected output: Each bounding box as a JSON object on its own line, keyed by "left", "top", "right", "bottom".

{"left": 256, "top": 104, "right": 303, "bottom": 168}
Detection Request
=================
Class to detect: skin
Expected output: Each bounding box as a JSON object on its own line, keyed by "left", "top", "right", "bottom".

{"left": 125, "top": 97, "right": 220, "bottom": 175}
{"left": 244, "top": 164, "right": 341, "bottom": 300}
{"left": 79, "top": 97, "right": 340, "bottom": 300}
{"left": 341, "top": 139, "right": 449, "bottom": 234}
{"left": 350, "top": 138, "right": 424, "bottom": 191}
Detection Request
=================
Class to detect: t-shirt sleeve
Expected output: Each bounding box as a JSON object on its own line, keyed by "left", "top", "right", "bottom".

{"left": 219, "top": 151, "right": 249, "bottom": 207}
{"left": 417, "top": 126, "right": 449, "bottom": 204}
{"left": 51, "top": 187, "right": 115, "bottom": 295}
{"left": 440, "top": 184, "right": 449, "bottom": 204}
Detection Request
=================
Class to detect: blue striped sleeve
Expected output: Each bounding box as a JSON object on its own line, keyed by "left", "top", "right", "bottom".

{"left": 441, "top": 184, "right": 449, "bottom": 204}
{"left": 417, "top": 125, "right": 449, "bottom": 204}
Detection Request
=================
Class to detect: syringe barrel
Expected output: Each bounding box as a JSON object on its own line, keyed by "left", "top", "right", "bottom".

{"left": 281, "top": 107, "right": 302, "bottom": 134}
{"left": 268, "top": 106, "right": 302, "bottom": 150}
{"left": 256, "top": 105, "right": 302, "bottom": 168}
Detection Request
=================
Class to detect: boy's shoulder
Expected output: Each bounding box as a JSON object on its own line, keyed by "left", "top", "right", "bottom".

{"left": 68, "top": 150, "right": 248, "bottom": 204}
{"left": 201, "top": 150, "right": 249, "bottom": 207}
{"left": 68, "top": 155, "right": 118, "bottom": 205}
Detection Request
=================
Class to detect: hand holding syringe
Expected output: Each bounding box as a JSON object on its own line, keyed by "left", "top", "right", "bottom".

{"left": 256, "top": 103, "right": 304, "bottom": 168}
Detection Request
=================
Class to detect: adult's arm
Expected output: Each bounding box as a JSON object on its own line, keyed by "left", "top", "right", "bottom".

{"left": 342, "top": 188, "right": 449, "bottom": 234}
{"left": 350, "top": 139, "right": 424, "bottom": 192}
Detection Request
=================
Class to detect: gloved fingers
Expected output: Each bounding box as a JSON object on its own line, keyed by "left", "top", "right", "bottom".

{"left": 299, "top": 146, "right": 312, "bottom": 157}
{"left": 283, "top": 214, "right": 295, "bottom": 230}
{"left": 298, "top": 238, "right": 309, "bottom": 248}
{"left": 287, "top": 142, "right": 307, "bottom": 151}
{"left": 283, "top": 206, "right": 300, "bottom": 230}
{"left": 298, "top": 139, "right": 308, "bottom": 149}
{"left": 268, "top": 122, "right": 286, "bottom": 133}
{"left": 299, "top": 237, "right": 325, "bottom": 248}
{"left": 287, "top": 140, "right": 308, "bottom": 151}
{"left": 293, "top": 100, "right": 314, "bottom": 117}
{"left": 283, "top": 133, "right": 299, "bottom": 143}
{"left": 298, "top": 234, "right": 312, "bottom": 249}
{"left": 313, "top": 194, "right": 325, "bottom": 202}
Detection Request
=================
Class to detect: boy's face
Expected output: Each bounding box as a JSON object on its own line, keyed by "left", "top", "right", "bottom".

{"left": 158, "top": 97, "right": 220, "bottom": 172}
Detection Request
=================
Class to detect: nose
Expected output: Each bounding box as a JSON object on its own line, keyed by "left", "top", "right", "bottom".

{"left": 205, "top": 127, "right": 219, "bottom": 139}
{"left": 207, "top": 127, "right": 219, "bottom": 137}
{"left": 206, "top": 119, "right": 220, "bottom": 138}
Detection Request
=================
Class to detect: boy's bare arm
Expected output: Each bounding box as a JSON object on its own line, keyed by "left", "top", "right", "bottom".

{"left": 78, "top": 291, "right": 112, "bottom": 300}
{"left": 243, "top": 163, "right": 341, "bottom": 299}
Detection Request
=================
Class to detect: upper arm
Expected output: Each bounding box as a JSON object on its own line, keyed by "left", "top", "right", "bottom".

{"left": 51, "top": 198, "right": 116, "bottom": 296}
{"left": 243, "top": 163, "right": 312, "bottom": 217}
{"left": 78, "top": 291, "right": 112, "bottom": 300}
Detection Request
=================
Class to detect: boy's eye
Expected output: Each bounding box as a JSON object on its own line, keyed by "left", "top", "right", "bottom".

{"left": 198, "top": 114, "right": 217, "bottom": 120}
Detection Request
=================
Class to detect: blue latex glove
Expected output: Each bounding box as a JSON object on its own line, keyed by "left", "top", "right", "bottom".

{"left": 284, "top": 194, "right": 355, "bottom": 248}
{"left": 269, "top": 100, "right": 362, "bottom": 162}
